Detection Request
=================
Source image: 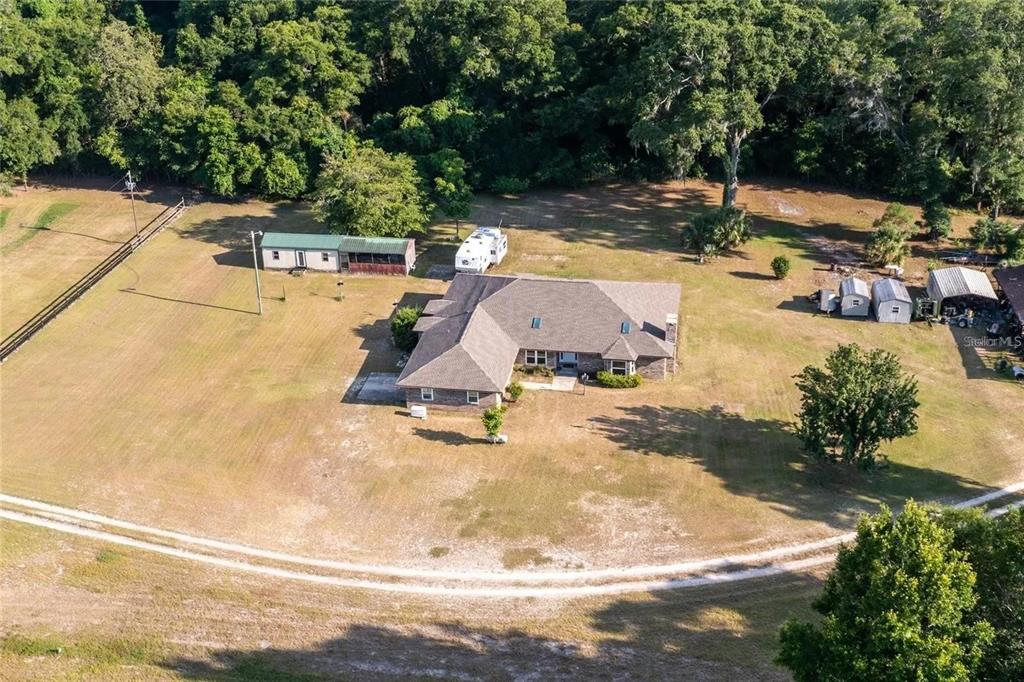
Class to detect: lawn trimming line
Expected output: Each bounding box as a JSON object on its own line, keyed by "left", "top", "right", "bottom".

{"left": 2, "top": 482, "right": 1022, "bottom": 586}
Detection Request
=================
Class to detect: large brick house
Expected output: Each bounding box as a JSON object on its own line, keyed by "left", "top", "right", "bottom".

{"left": 396, "top": 273, "right": 681, "bottom": 410}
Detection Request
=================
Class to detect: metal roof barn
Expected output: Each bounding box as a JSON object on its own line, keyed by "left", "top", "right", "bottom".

{"left": 926, "top": 267, "right": 997, "bottom": 305}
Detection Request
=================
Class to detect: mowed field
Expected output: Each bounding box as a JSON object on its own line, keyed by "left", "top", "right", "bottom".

{"left": 0, "top": 180, "right": 179, "bottom": 337}
{"left": 1, "top": 178, "right": 1022, "bottom": 576}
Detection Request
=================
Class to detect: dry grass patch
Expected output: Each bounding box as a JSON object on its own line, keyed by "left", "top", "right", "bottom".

{"left": 1, "top": 180, "right": 1021, "bottom": 573}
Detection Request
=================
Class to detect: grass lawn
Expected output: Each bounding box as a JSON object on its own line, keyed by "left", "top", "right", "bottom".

{"left": 0, "top": 180, "right": 179, "bottom": 337}
{"left": 1, "top": 178, "right": 1021, "bottom": 575}
{"left": 0, "top": 519, "right": 818, "bottom": 679}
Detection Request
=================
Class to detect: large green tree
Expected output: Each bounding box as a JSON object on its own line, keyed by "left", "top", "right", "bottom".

{"left": 600, "top": 0, "right": 829, "bottom": 206}
{"left": 777, "top": 502, "right": 994, "bottom": 681}
{"left": 795, "top": 344, "right": 919, "bottom": 467}
{"left": 313, "top": 141, "right": 432, "bottom": 237}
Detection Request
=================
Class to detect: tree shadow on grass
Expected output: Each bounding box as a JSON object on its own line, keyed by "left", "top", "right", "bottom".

{"left": 159, "top": 579, "right": 807, "bottom": 680}
{"left": 588, "top": 405, "right": 996, "bottom": 531}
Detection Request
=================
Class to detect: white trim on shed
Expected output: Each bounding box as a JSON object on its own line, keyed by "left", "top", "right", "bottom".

{"left": 839, "top": 276, "right": 871, "bottom": 317}
{"left": 871, "top": 278, "right": 912, "bottom": 324}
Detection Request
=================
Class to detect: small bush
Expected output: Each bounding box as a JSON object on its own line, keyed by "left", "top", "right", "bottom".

{"left": 391, "top": 305, "right": 422, "bottom": 352}
{"left": 516, "top": 364, "right": 553, "bottom": 377}
{"left": 491, "top": 176, "right": 529, "bottom": 194}
{"left": 482, "top": 405, "right": 507, "bottom": 437}
{"left": 506, "top": 380, "right": 523, "bottom": 402}
{"left": 596, "top": 371, "right": 643, "bottom": 388}
{"left": 771, "top": 255, "right": 791, "bottom": 279}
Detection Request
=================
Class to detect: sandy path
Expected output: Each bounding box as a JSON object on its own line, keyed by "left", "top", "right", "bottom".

{"left": 2, "top": 482, "right": 1021, "bottom": 599}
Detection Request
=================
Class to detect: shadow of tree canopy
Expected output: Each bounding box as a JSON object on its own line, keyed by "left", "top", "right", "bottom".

{"left": 159, "top": 573, "right": 820, "bottom": 680}
{"left": 588, "top": 405, "right": 996, "bottom": 531}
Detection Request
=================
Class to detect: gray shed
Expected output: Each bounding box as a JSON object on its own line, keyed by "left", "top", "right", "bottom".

{"left": 871, "top": 278, "right": 912, "bottom": 323}
{"left": 839, "top": 277, "right": 871, "bottom": 317}
{"left": 926, "top": 267, "right": 997, "bottom": 307}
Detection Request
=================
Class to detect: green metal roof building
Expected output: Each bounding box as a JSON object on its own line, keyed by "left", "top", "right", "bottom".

{"left": 259, "top": 232, "right": 416, "bottom": 275}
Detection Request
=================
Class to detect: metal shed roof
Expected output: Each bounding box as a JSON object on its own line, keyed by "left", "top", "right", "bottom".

{"left": 260, "top": 232, "right": 342, "bottom": 250}
{"left": 337, "top": 236, "right": 410, "bottom": 255}
{"left": 871, "top": 278, "right": 911, "bottom": 303}
{"left": 927, "top": 267, "right": 997, "bottom": 301}
{"left": 994, "top": 265, "right": 1024, "bottom": 322}
{"left": 259, "top": 232, "right": 412, "bottom": 255}
{"left": 840, "top": 277, "right": 870, "bottom": 298}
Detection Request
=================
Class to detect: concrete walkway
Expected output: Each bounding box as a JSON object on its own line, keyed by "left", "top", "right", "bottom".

{"left": 520, "top": 375, "right": 577, "bottom": 392}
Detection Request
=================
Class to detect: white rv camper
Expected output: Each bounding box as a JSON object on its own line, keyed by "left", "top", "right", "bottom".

{"left": 455, "top": 226, "right": 508, "bottom": 273}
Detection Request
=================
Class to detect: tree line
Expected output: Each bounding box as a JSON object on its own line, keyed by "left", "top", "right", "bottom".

{"left": 2, "top": 0, "right": 1022, "bottom": 236}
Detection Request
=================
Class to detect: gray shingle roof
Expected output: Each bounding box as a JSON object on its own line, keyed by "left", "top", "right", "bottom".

{"left": 871, "top": 278, "right": 911, "bottom": 303}
{"left": 927, "top": 267, "right": 997, "bottom": 302}
{"left": 397, "top": 274, "right": 681, "bottom": 391}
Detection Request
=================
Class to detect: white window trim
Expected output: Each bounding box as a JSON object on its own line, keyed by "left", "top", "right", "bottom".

{"left": 525, "top": 350, "right": 547, "bottom": 366}
{"left": 466, "top": 391, "right": 479, "bottom": 405}
{"left": 891, "top": 305, "right": 901, "bottom": 314}
{"left": 272, "top": 250, "right": 280, "bottom": 260}
{"left": 322, "top": 252, "right": 330, "bottom": 262}
{"left": 420, "top": 388, "right": 434, "bottom": 402}
{"left": 608, "top": 360, "right": 635, "bottom": 376}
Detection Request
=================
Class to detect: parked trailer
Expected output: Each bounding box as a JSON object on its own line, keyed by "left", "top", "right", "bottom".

{"left": 455, "top": 226, "right": 508, "bottom": 274}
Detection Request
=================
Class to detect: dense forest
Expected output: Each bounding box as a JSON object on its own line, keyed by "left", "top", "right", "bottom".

{"left": 2, "top": 0, "right": 1022, "bottom": 229}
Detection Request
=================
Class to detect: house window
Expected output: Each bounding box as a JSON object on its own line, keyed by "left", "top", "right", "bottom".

{"left": 322, "top": 252, "right": 330, "bottom": 262}
{"left": 525, "top": 350, "right": 546, "bottom": 366}
{"left": 621, "top": 321, "right": 631, "bottom": 334}
{"left": 271, "top": 251, "right": 280, "bottom": 261}
{"left": 466, "top": 391, "right": 479, "bottom": 405}
{"left": 891, "top": 305, "right": 901, "bottom": 315}
{"left": 608, "top": 360, "right": 634, "bottom": 376}
{"left": 420, "top": 388, "right": 434, "bottom": 402}
{"left": 531, "top": 317, "right": 541, "bottom": 329}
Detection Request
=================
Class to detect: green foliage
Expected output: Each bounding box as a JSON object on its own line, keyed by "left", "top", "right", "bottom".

{"left": 481, "top": 405, "right": 507, "bottom": 437}
{"left": 390, "top": 305, "right": 422, "bottom": 352}
{"left": 795, "top": 344, "right": 919, "bottom": 467}
{"left": 777, "top": 502, "right": 994, "bottom": 681}
{"left": 514, "top": 363, "right": 554, "bottom": 378}
{"left": 866, "top": 203, "right": 913, "bottom": 266}
{"left": 922, "top": 198, "right": 951, "bottom": 241}
{"left": 939, "top": 507, "right": 1024, "bottom": 681}
{"left": 491, "top": 176, "right": 529, "bottom": 195}
{"left": 33, "top": 202, "right": 77, "bottom": 228}
{"left": 681, "top": 207, "right": 753, "bottom": 258}
{"left": 971, "top": 218, "right": 1024, "bottom": 262}
{"left": 313, "top": 142, "right": 432, "bottom": 237}
{"left": 595, "top": 371, "right": 643, "bottom": 388}
{"left": 506, "top": 380, "right": 524, "bottom": 402}
{"left": 770, "top": 255, "right": 791, "bottom": 279}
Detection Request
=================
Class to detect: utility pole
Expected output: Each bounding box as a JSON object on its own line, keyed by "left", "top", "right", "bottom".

{"left": 126, "top": 171, "right": 140, "bottom": 246}
{"left": 250, "top": 230, "right": 263, "bottom": 316}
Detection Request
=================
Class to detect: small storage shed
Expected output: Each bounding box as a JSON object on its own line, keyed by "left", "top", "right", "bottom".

{"left": 872, "top": 278, "right": 912, "bottom": 324}
{"left": 926, "top": 266, "right": 997, "bottom": 310}
{"left": 839, "top": 277, "right": 871, "bottom": 317}
{"left": 260, "top": 233, "right": 415, "bottom": 275}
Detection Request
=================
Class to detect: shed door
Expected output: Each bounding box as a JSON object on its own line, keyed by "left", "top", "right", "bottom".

{"left": 296, "top": 251, "right": 306, "bottom": 268}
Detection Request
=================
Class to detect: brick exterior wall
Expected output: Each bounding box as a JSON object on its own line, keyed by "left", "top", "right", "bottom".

{"left": 405, "top": 388, "right": 501, "bottom": 411}
{"left": 514, "top": 349, "right": 604, "bottom": 374}
{"left": 635, "top": 356, "right": 670, "bottom": 379}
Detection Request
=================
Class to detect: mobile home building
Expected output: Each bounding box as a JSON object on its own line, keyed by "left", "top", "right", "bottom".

{"left": 260, "top": 233, "right": 416, "bottom": 275}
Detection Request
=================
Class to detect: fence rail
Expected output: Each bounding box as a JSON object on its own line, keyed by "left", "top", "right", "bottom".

{"left": 0, "top": 198, "right": 187, "bottom": 362}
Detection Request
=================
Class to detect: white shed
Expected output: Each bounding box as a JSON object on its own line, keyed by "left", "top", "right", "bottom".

{"left": 872, "top": 278, "right": 912, "bottom": 324}
{"left": 839, "top": 277, "right": 871, "bottom": 317}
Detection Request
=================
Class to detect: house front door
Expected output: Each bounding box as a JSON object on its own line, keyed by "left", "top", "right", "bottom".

{"left": 296, "top": 250, "right": 306, "bottom": 268}
{"left": 558, "top": 352, "right": 577, "bottom": 369}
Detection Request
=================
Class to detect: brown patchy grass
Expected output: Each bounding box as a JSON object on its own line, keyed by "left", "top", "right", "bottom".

{"left": 0, "top": 180, "right": 180, "bottom": 337}
{"left": 0, "top": 519, "right": 808, "bottom": 680}
{"left": 0, "top": 179, "right": 1021, "bottom": 577}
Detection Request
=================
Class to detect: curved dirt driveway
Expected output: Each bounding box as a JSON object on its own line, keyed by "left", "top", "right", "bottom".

{"left": 2, "top": 484, "right": 1021, "bottom": 599}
